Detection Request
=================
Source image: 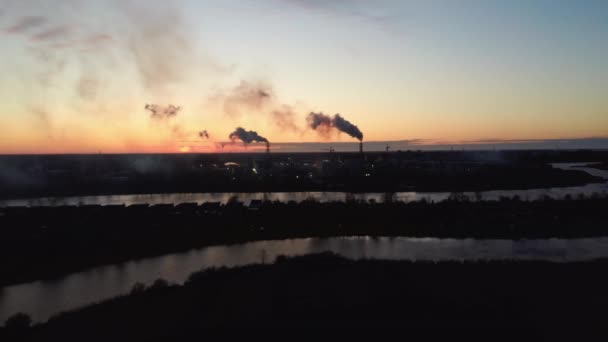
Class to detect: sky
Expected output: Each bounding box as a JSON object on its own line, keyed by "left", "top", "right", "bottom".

{"left": 1, "top": 0, "right": 607, "bottom": 153}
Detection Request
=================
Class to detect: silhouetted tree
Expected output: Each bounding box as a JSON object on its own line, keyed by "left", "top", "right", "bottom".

{"left": 130, "top": 282, "right": 146, "bottom": 294}
{"left": 150, "top": 279, "right": 169, "bottom": 290}
{"left": 5, "top": 313, "right": 32, "bottom": 330}
{"left": 227, "top": 195, "right": 240, "bottom": 205}
{"left": 448, "top": 192, "right": 469, "bottom": 202}
{"left": 383, "top": 192, "right": 395, "bottom": 203}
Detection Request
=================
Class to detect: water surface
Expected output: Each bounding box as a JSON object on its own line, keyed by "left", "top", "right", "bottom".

{"left": 2, "top": 236, "right": 608, "bottom": 324}
{"left": 1, "top": 163, "right": 607, "bottom": 324}
{"left": 1, "top": 164, "right": 606, "bottom": 207}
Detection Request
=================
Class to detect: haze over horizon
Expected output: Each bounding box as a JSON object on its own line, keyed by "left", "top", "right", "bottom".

{"left": 1, "top": 0, "right": 607, "bottom": 154}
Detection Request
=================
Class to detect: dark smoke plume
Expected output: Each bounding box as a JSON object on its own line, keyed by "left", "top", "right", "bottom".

{"left": 307, "top": 112, "right": 364, "bottom": 141}
{"left": 333, "top": 114, "right": 363, "bottom": 141}
{"left": 229, "top": 127, "right": 269, "bottom": 145}
{"left": 306, "top": 112, "right": 333, "bottom": 138}
{"left": 307, "top": 112, "right": 332, "bottom": 129}
{"left": 199, "top": 130, "right": 210, "bottom": 139}
{"left": 145, "top": 104, "right": 181, "bottom": 120}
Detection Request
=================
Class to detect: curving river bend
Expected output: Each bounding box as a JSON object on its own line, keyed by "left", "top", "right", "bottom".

{"left": 3, "top": 236, "right": 608, "bottom": 324}
{"left": 1, "top": 163, "right": 607, "bottom": 324}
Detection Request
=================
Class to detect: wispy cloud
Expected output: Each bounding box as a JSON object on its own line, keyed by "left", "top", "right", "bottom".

{"left": 4, "top": 14, "right": 109, "bottom": 49}
{"left": 82, "top": 33, "right": 112, "bottom": 45}
{"left": 49, "top": 33, "right": 113, "bottom": 50}
{"left": 283, "top": 0, "right": 394, "bottom": 27}
{"left": 388, "top": 137, "right": 608, "bottom": 150}
{"left": 212, "top": 80, "right": 273, "bottom": 118}
{"left": 31, "top": 26, "right": 71, "bottom": 41}
{"left": 5, "top": 15, "right": 46, "bottom": 33}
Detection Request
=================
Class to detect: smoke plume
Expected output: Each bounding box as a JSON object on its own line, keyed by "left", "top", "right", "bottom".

{"left": 145, "top": 104, "right": 181, "bottom": 120}
{"left": 122, "top": 2, "right": 195, "bottom": 92}
{"left": 307, "top": 112, "right": 364, "bottom": 141}
{"left": 229, "top": 127, "right": 269, "bottom": 145}
{"left": 306, "top": 112, "right": 333, "bottom": 139}
{"left": 214, "top": 80, "right": 302, "bottom": 132}
{"left": 272, "top": 105, "right": 300, "bottom": 132}
{"left": 218, "top": 81, "right": 273, "bottom": 117}
{"left": 332, "top": 114, "right": 363, "bottom": 141}
{"left": 199, "top": 130, "right": 210, "bottom": 139}
{"left": 307, "top": 112, "right": 332, "bottom": 129}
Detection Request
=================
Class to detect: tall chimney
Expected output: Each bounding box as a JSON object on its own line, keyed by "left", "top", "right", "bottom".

{"left": 359, "top": 142, "right": 363, "bottom": 154}
{"left": 266, "top": 142, "right": 270, "bottom": 153}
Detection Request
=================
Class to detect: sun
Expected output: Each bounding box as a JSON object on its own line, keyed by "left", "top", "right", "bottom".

{"left": 178, "top": 146, "right": 191, "bottom": 153}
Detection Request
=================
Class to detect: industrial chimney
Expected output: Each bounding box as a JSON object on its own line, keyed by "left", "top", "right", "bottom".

{"left": 359, "top": 142, "right": 363, "bottom": 154}
{"left": 266, "top": 142, "right": 270, "bottom": 153}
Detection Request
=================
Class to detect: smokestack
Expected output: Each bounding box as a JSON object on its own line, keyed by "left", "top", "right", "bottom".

{"left": 266, "top": 142, "right": 270, "bottom": 153}
{"left": 359, "top": 142, "right": 363, "bottom": 154}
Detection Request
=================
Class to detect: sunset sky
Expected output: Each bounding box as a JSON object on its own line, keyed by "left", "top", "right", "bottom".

{"left": 1, "top": 0, "right": 607, "bottom": 153}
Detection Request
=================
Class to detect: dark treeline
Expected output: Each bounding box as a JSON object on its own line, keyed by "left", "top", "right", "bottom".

{"left": 4, "top": 253, "right": 608, "bottom": 340}
{"left": 1, "top": 196, "right": 608, "bottom": 287}
{"left": 1, "top": 150, "right": 605, "bottom": 199}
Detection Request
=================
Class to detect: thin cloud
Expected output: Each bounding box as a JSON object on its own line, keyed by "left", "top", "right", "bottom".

{"left": 77, "top": 76, "right": 99, "bottom": 100}
{"left": 51, "top": 34, "right": 114, "bottom": 50}
{"left": 83, "top": 33, "right": 113, "bottom": 45}
{"left": 31, "top": 26, "right": 71, "bottom": 41}
{"left": 284, "top": 0, "right": 394, "bottom": 26}
{"left": 5, "top": 16, "right": 47, "bottom": 33}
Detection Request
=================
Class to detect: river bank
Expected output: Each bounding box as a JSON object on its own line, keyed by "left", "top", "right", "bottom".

{"left": 1, "top": 196, "right": 608, "bottom": 287}
{"left": 5, "top": 253, "right": 607, "bottom": 340}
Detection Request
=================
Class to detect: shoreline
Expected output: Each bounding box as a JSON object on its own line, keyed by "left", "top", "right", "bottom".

{"left": 2, "top": 196, "right": 607, "bottom": 287}
{"left": 7, "top": 253, "right": 608, "bottom": 340}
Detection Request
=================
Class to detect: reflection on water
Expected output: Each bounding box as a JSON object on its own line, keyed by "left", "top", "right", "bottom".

{"left": 1, "top": 164, "right": 607, "bottom": 207}
{"left": 2, "top": 236, "right": 608, "bottom": 323}
{"left": 553, "top": 163, "right": 608, "bottom": 179}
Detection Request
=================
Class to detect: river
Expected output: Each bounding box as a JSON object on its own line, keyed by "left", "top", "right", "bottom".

{"left": 1, "top": 163, "right": 607, "bottom": 207}
{"left": 1, "top": 162, "right": 607, "bottom": 324}
{"left": 3, "top": 236, "right": 608, "bottom": 324}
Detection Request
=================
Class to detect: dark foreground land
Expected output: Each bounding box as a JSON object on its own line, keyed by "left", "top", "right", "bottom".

{"left": 1, "top": 196, "right": 608, "bottom": 286}
{"left": 583, "top": 162, "right": 608, "bottom": 171}
{"left": 1, "top": 150, "right": 605, "bottom": 199}
{"left": 3, "top": 253, "right": 608, "bottom": 341}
